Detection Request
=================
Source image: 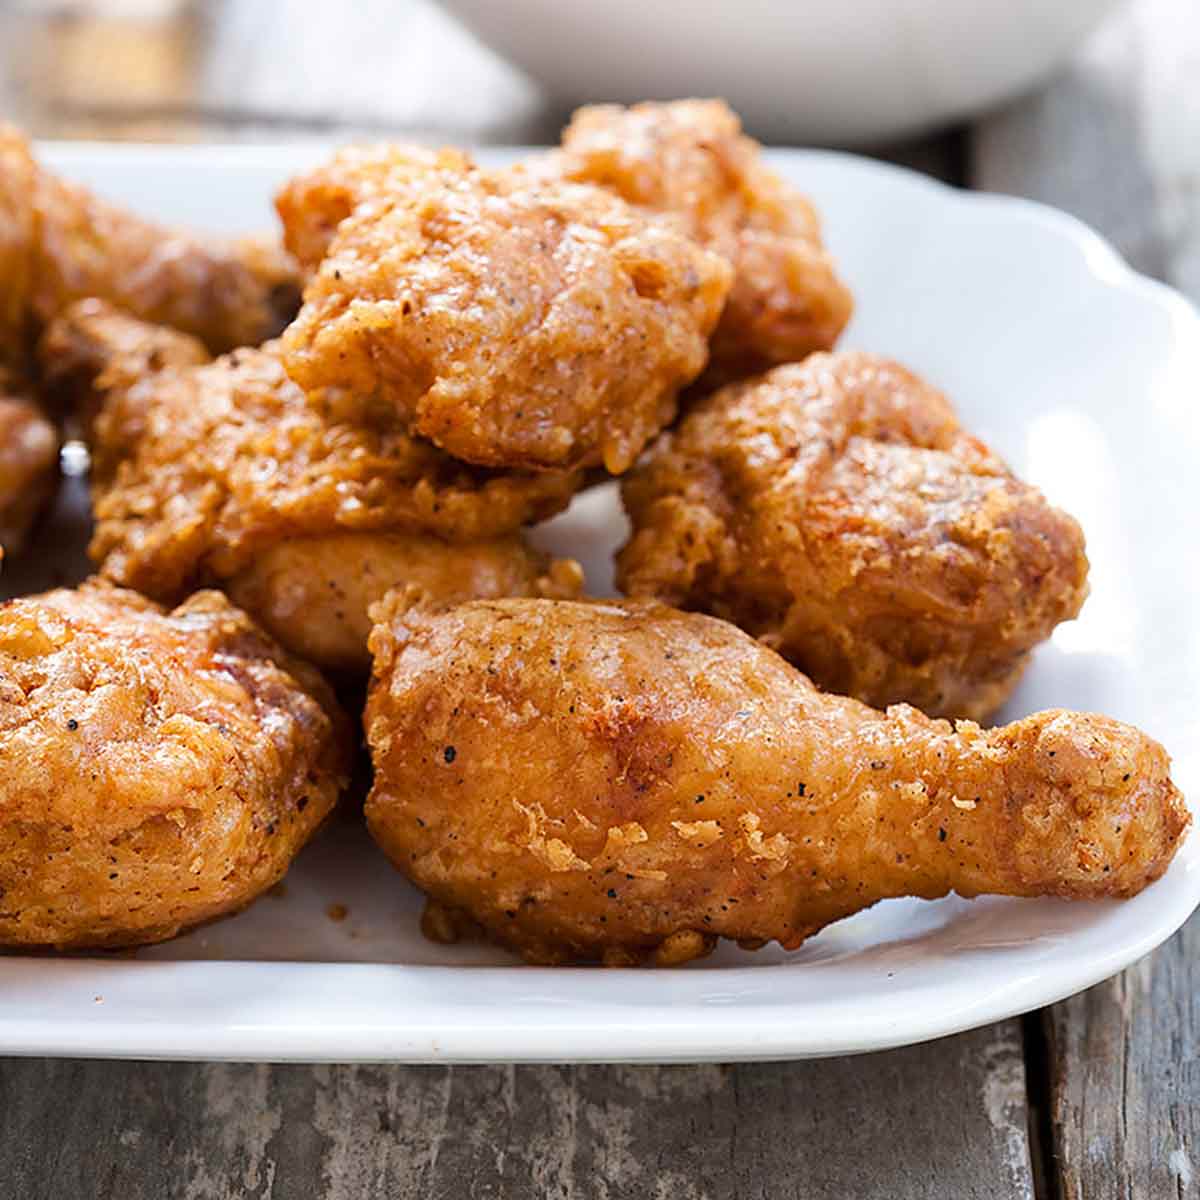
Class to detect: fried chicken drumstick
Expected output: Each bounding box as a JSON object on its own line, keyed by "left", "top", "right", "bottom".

{"left": 365, "top": 598, "right": 1188, "bottom": 966}
{"left": 43, "top": 301, "right": 582, "bottom": 672}
{"left": 0, "top": 580, "right": 350, "bottom": 948}
{"left": 1, "top": 124, "right": 299, "bottom": 355}
{"left": 618, "top": 353, "right": 1090, "bottom": 719}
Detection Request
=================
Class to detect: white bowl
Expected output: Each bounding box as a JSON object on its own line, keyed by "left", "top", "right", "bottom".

{"left": 438, "top": 0, "right": 1122, "bottom": 144}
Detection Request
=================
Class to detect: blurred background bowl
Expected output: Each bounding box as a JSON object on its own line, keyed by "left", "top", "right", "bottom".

{"left": 437, "top": 0, "right": 1124, "bottom": 144}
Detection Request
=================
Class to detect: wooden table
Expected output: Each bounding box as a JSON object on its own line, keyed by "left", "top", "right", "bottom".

{"left": 1, "top": 1, "right": 1196, "bottom": 1195}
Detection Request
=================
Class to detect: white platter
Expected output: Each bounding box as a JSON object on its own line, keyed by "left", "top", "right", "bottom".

{"left": 1, "top": 142, "right": 1196, "bottom": 1063}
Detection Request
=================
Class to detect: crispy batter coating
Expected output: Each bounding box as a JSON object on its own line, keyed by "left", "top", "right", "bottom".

{"left": 45, "top": 303, "right": 581, "bottom": 587}
{"left": 275, "top": 142, "right": 474, "bottom": 272}
{"left": 282, "top": 167, "right": 732, "bottom": 473}
{"left": 42, "top": 303, "right": 583, "bottom": 668}
{"left": 0, "top": 129, "right": 35, "bottom": 366}
{"left": 365, "top": 598, "right": 1189, "bottom": 965}
{"left": 0, "top": 124, "right": 300, "bottom": 354}
{"left": 0, "top": 580, "right": 351, "bottom": 948}
{"left": 0, "top": 377, "right": 59, "bottom": 555}
{"left": 555, "top": 99, "right": 854, "bottom": 381}
{"left": 0, "top": 134, "right": 55, "bottom": 553}
{"left": 38, "top": 295, "right": 209, "bottom": 439}
{"left": 618, "top": 354, "right": 1090, "bottom": 719}
{"left": 226, "top": 530, "right": 583, "bottom": 673}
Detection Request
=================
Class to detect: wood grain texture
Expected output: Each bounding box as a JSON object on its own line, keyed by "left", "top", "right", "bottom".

{"left": 0, "top": 1024, "right": 1033, "bottom": 1200}
{"left": 972, "top": 2, "right": 1200, "bottom": 1196}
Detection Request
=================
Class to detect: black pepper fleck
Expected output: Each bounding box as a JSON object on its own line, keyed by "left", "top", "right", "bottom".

{"left": 443, "top": 746, "right": 457, "bottom": 764}
{"left": 66, "top": 719, "right": 78, "bottom": 731}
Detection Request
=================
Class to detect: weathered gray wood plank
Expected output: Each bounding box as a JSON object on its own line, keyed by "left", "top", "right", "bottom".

{"left": 1045, "top": 923, "right": 1199, "bottom": 1200}
{"left": 972, "top": 2, "right": 1200, "bottom": 1195}
{"left": 0, "top": 1022, "right": 1033, "bottom": 1200}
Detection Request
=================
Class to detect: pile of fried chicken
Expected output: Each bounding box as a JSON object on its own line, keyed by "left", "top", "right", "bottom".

{"left": 0, "top": 102, "right": 1188, "bottom": 963}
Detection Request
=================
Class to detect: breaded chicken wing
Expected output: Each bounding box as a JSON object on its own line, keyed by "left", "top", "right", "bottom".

{"left": 365, "top": 598, "right": 1188, "bottom": 966}
{"left": 0, "top": 375, "right": 59, "bottom": 556}
{"left": 553, "top": 99, "right": 854, "bottom": 381}
{"left": 618, "top": 354, "right": 1089, "bottom": 719}
{"left": 282, "top": 168, "right": 732, "bottom": 473}
{"left": 1, "top": 124, "right": 300, "bottom": 354}
{"left": 44, "top": 303, "right": 583, "bottom": 670}
{"left": 275, "top": 142, "right": 474, "bottom": 272}
{"left": 0, "top": 579, "right": 350, "bottom": 948}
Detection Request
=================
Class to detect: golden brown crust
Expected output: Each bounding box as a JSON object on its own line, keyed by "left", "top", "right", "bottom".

{"left": 0, "top": 579, "right": 351, "bottom": 948}
{"left": 555, "top": 99, "right": 854, "bottom": 381}
{"left": 0, "top": 131, "right": 54, "bottom": 553}
{"left": 38, "top": 303, "right": 583, "bottom": 601}
{"left": 0, "top": 124, "right": 299, "bottom": 355}
{"left": 39, "top": 303, "right": 585, "bottom": 670}
{"left": 37, "top": 296, "right": 209, "bottom": 439}
{"left": 275, "top": 142, "right": 474, "bottom": 272}
{"left": 364, "top": 598, "right": 1188, "bottom": 965}
{"left": 0, "top": 381, "right": 59, "bottom": 556}
{"left": 281, "top": 167, "right": 732, "bottom": 473}
{"left": 225, "top": 530, "right": 583, "bottom": 673}
{"left": 618, "top": 354, "right": 1090, "bottom": 719}
{"left": 0, "top": 127, "right": 36, "bottom": 369}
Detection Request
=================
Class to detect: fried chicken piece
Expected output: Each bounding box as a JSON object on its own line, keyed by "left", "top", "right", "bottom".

{"left": 226, "top": 531, "right": 582, "bottom": 673}
{"left": 275, "top": 142, "right": 474, "bottom": 272}
{"left": 38, "top": 295, "right": 209, "bottom": 438}
{"left": 365, "top": 598, "right": 1189, "bottom": 966}
{"left": 0, "top": 128, "right": 36, "bottom": 365}
{"left": 618, "top": 354, "right": 1089, "bottom": 720}
{"left": 553, "top": 99, "right": 854, "bottom": 381}
{"left": 43, "top": 302, "right": 583, "bottom": 670}
{"left": 0, "top": 136, "right": 57, "bottom": 554}
{"left": 0, "top": 375, "right": 59, "bottom": 555}
{"left": 282, "top": 167, "right": 732, "bottom": 473}
{"left": 0, "top": 579, "right": 351, "bottom": 948}
{"left": 0, "top": 124, "right": 300, "bottom": 354}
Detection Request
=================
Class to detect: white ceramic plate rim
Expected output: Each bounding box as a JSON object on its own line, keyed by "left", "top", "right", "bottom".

{"left": 2, "top": 143, "right": 1195, "bottom": 1063}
